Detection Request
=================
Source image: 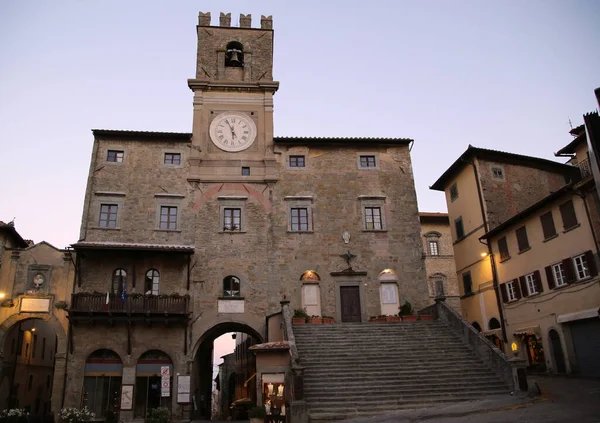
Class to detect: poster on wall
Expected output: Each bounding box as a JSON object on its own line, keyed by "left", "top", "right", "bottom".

{"left": 177, "top": 375, "right": 191, "bottom": 404}
{"left": 120, "top": 385, "right": 134, "bottom": 410}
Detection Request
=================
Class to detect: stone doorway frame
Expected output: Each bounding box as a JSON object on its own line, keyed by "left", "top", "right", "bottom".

{"left": 334, "top": 280, "right": 367, "bottom": 323}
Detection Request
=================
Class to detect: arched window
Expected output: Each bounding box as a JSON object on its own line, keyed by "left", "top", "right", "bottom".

{"left": 225, "top": 41, "right": 244, "bottom": 67}
{"left": 112, "top": 269, "right": 127, "bottom": 295}
{"left": 300, "top": 270, "right": 320, "bottom": 281}
{"left": 472, "top": 321, "right": 482, "bottom": 332}
{"left": 223, "top": 276, "right": 240, "bottom": 297}
{"left": 489, "top": 318, "right": 501, "bottom": 330}
{"left": 145, "top": 269, "right": 159, "bottom": 295}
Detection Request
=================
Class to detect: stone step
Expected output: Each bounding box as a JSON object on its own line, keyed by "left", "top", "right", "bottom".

{"left": 305, "top": 382, "right": 507, "bottom": 398}
{"left": 302, "top": 362, "right": 493, "bottom": 374}
{"left": 303, "top": 369, "right": 500, "bottom": 383}
{"left": 304, "top": 376, "right": 504, "bottom": 389}
{"left": 297, "top": 349, "right": 474, "bottom": 358}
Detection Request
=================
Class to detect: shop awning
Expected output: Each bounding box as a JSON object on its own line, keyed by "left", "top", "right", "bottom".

{"left": 483, "top": 328, "right": 502, "bottom": 337}
{"left": 557, "top": 308, "right": 600, "bottom": 324}
{"left": 513, "top": 325, "right": 541, "bottom": 336}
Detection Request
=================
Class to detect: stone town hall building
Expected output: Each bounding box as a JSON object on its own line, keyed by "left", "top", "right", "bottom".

{"left": 1, "top": 12, "right": 432, "bottom": 421}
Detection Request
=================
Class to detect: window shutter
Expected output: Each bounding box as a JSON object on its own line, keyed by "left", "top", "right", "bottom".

{"left": 519, "top": 276, "right": 528, "bottom": 297}
{"left": 534, "top": 270, "right": 543, "bottom": 293}
{"left": 584, "top": 250, "right": 598, "bottom": 277}
{"left": 500, "top": 283, "right": 508, "bottom": 303}
{"left": 563, "top": 258, "right": 576, "bottom": 284}
{"left": 545, "top": 266, "right": 555, "bottom": 289}
{"left": 513, "top": 278, "right": 522, "bottom": 299}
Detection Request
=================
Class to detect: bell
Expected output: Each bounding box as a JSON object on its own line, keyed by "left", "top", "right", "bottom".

{"left": 227, "top": 49, "right": 242, "bottom": 66}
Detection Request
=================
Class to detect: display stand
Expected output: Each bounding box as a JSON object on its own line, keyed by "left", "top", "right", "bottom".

{"left": 263, "top": 382, "right": 286, "bottom": 423}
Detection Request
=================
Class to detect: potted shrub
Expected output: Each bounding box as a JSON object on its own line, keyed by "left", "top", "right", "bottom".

{"left": 369, "top": 316, "right": 377, "bottom": 322}
{"left": 248, "top": 405, "right": 266, "bottom": 423}
{"left": 58, "top": 407, "right": 95, "bottom": 423}
{"left": 309, "top": 315, "right": 323, "bottom": 324}
{"left": 146, "top": 407, "right": 170, "bottom": 423}
{"left": 0, "top": 409, "right": 29, "bottom": 423}
{"left": 322, "top": 315, "right": 335, "bottom": 324}
{"left": 292, "top": 308, "right": 309, "bottom": 324}
{"left": 375, "top": 314, "right": 387, "bottom": 322}
{"left": 399, "top": 301, "right": 416, "bottom": 321}
{"left": 419, "top": 312, "right": 435, "bottom": 321}
{"left": 386, "top": 315, "right": 401, "bottom": 322}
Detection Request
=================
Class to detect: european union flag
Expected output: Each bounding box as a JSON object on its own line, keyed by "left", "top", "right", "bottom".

{"left": 121, "top": 281, "right": 127, "bottom": 303}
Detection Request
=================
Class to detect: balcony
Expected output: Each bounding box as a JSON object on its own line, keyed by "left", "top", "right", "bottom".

{"left": 68, "top": 292, "right": 190, "bottom": 324}
{"left": 577, "top": 158, "right": 592, "bottom": 179}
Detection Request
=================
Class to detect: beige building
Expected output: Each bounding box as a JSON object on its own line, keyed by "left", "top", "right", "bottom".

{"left": 60, "top": 11, "right": 429, "bottom": 421}
{"left": 430, "top": 146, "right": 579, "bottom": 342}
{"left": 419, "top": 212, "right": 461, "bottom": 312}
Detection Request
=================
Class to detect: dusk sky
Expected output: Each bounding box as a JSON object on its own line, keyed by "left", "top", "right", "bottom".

{"left": 1, "top": 0, "right": 599, "bottom": 249}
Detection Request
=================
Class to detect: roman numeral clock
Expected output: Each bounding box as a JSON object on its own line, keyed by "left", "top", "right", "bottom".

{"left": 209, "top": 112, "right": 257, "bottom": 152}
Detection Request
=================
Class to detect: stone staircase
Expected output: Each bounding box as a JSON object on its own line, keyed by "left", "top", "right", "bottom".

{"left": 293, "top": 321, "right": 511, "bottom": 422}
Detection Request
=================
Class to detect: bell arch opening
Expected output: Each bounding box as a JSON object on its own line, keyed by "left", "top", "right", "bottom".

{"left": 192, "top": 322, "right": 264, "bottom": 421}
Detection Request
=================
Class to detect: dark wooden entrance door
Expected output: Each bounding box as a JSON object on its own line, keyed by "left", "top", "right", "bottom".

{"left": 340, "top": 286, "right": 361, "bottom": 322}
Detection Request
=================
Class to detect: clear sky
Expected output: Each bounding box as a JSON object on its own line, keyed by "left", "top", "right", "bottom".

{"left": 1, "top": 0, "right": 599, "bottom": 247}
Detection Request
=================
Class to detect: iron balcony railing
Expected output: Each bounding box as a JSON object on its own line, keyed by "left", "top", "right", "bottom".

{"left": 577, "top": 158, "right": 592, "bottom": 179}
{"left": 69, "top": 292, "right": 189, "bottom": 315}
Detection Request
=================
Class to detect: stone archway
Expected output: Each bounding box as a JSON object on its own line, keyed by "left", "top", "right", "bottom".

{"left": 191, "top": 321, "right": 265, "bottom": 421}
{"left": 0, "top": 313, "right": 67, "bottom": 418}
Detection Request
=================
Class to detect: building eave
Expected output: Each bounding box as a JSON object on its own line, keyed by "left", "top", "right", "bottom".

{"left": 92, "top": 129, "right": 192, "bottom": 141}
{"left": 274, "top": 136, "right": 412, "bottom": 146}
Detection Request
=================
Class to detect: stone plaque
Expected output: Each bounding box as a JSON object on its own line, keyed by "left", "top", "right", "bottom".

{"left": 20, "top": 298, "right": 51, "bottom": 313}
{"left": 218, "top": 299, "right": 244, "bottom": 313}
{"left": 381, "top": 284, "right": 397, "bottom": 305}
{"left": 177, "top": 375, "right": 191, "bottom": 404}
{"left": 303, "top": 285, "right": 319, "bottom": 306}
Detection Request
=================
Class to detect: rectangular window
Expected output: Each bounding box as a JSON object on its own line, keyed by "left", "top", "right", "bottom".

{"left": 573, "top": 254, "right": 590, "bottom": 280}
{"left": 450, "top": 183, "right": 458, "bottom": 202}
{"left": 41, "top": 338, "right": 46, "bottom": 359}
{"left": 498, "top": 236, "right": 509, "bottom": 260}
{"left": 359, "top": 155, "right": 376, "bottom": 168}
{"left": 224, "top": 208, "right": 241, "bottom": 231}
{"left": 290, "top": 208, "right": 309, "bottom": 231}
{"left": 492, "top": 167, "right": 504, "bottom": 179}
{"left": 289, "top": 155, "right": 305, "bottom": 167}
{"left": 159, "top": 206, "right": 178, "bottom": 230}
{"left": 559, "top": 200, "right": 578, "bottom": 230}
{"left": 164, "top": 153, "right": 181, "bottom": 165}
{"left": 455, "top": 217, "right": 464, "bottom": 239}
{"left": 462, "top": 272, "right": 472, "bottom": 295}
{"left": 516, "top": 226, "right": 530, "bottom": 252}
{"left": 552, "top": 263, "right": 567, "bottom": 287}
{"left": 428, "top": 240, "right": 439, "bottom": 256}
{"left": 364, "top": 207, "right": 382, "bottom": 230}
{"left": 99, "top": 204, "right": 118, "bottom": 228}
{"left": 507, "top": 281, "right": 517, "bottom": 301}
{"left": 540, "top": 211, "right": 557, "bottom": 240}
{"left": 107, "top": 150, "right": 124, "bottom": 163}
{"left": 525, "top": 273, "right": 537, "bottom": 295}
{"left": 241, "top": 167, "right": 250, "bottom": 176}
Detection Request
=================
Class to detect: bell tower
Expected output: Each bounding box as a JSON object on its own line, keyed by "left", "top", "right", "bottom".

{"left": 188, "top": 12, "right": 279, "bottom": 182}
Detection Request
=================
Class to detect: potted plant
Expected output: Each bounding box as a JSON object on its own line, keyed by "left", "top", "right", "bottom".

{"left": 399, "top": 301, "right": 416, "bottom": 321}
{"left": 58, "top": 407, "right": 95, "bottom": 423}
{"left": 146, "top": 407, "right": 170, "bottom": 423}
{"left": 419, "top": 312, "right": 436, "bottom": 321}
{"left": 0, "top": 409, "right": 29, "bottom": 423}
{"left": 309, "top": 315, "right": 323, "bottom": 324}
{"left": 322, "top": 315, "right": 335, "bottom": 324}
{"left": 248, "top": 405, "right": 266, "bottom": 423}
{"left": 386, "top": 315, "right": 401, "bottom": 322}
{"left": 375, "top": 314, "right": 387, "bottom": 322}
{"left": 292, "top": 308, "right": 309, "bottom": 324}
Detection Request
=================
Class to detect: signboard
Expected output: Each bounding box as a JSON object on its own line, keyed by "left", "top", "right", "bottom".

{"left": 161, "top": 366, "right": 170, "bottom": 397}
{"left": 120, "top": 385, "right": 134, "bottom": 410}
{"left": 20, "top": 298, "right": 51, "bottom": 313}
{"left": 177, "top": 375, "right": 191, "bottom": 404}
{"left": 381, "top": 283, "right": 398, "bottom": 305}
{"left": 218, "top": 299, "right": 244, "bottom": 313}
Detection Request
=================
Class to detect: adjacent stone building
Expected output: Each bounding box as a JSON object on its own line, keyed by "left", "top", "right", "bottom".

{"left": 61, "top": 11, "right": 429, "bottom": 420}
{"left": 419, "top": 212, "right": 461, "bottom": 312}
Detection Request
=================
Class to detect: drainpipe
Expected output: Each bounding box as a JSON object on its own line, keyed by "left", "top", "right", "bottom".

{"left": 464, "top": 158, "right": 508, "bottom": 343}
{"left": 577, "top": 190, "right": 600, "bottom": 254}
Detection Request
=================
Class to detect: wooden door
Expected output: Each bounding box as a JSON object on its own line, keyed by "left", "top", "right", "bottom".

{"left": 340, "top": 286, "right": 361, "bottom": 322}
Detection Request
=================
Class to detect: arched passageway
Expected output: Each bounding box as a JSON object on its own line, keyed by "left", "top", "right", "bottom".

{"left": 192, "top": 322, "right": 264, "bottom": 421}
{"left": 0, "top": 318, "right": 57, "bottom": 417}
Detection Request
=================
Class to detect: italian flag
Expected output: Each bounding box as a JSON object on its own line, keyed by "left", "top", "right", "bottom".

{"left": 105, "top": 292, "right": 110, "bottom": 310}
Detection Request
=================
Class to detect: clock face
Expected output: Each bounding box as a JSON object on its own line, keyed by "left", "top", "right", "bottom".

{"left": 209, "top": 112, "right": 257, "bottom": 152}
{"left": 33, "top": 274, "right": 44, "bottom": 287}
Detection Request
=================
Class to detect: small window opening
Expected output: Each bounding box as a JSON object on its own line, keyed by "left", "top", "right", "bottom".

{"left": 225, "top": 41, "right": 244, "bottom": 67}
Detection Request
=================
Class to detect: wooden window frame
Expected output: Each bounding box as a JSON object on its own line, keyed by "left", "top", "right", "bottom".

{"left": 552, "top": 263, "right": 567, "bottom": 287}
{"left": 145, "top": 269, "right": 160, "bottom": 295}
{"left": 428, "top": 240, "right": 439, "bottom": 256}
{"left": 540, "top": 211, "right": 557, "bottom": 240}
{"left": 290, "top": 207, "right": 309, "bottom": 232}
{"left": 573, "top": 254, "right": 590, "bottom": 280}
{"left": 364, "top": 206, "right": 383, "bottom": 230}
{"left": 491, "top": 167, "right": 504, "bottom": 180}
{"left": 506, "top": 281, "right": 517, "bottom": 301}
{"left": 516, "top": 226, "right": 530, "bottom": 252}
{"left": 99, "top": 204, "right": 119, "bottom": 228}
{"left": 359, "top": 155, "right": 377, "bottom": 168}
{"left": 159, "top": 206, "right": 178, "bottom": 230}
{"left": 164, "top": 153, "right": 181, "bottom": 165}
{"left": 455, "top": 217, "right": 464, "bottom": 239}
{"left": 498, "top": 236, "right": 510, "bottom": 260}
{"left": 289, "top": 155, "right": 305, "bottom": 168}
{"left": 223, "top": 208, "right": 242, "bottom": 232}
{"left": 107, "top": 150, "right": 124, "bottom": 163}
{"left": 462, "top": 272, "right": 473, "bottom": 295}
{"left": 559, "top": 200, "right": 578, "bottom": 230}
{"left": 450, "top": 183, "right": 458, "bottom": 202}
{"left": 223, "top": 275, "right": 241, "bottom": 297}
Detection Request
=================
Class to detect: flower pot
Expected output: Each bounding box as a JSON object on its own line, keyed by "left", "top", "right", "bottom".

{"left": 322, "top": 317, "right": 335, "bottom": 324}
{"left": 292, "top": 317, "right": 306, "bottom": 324}
{"left": 401, "top": 315, "right": 417, "bottom": 322}
{"left": 309, "top": 317, "right": 322, "bottom": 324}
{"left": 419, "top": 314, "right": 435, "bottom": 321}
{"left": 250, "top": 418, "right": 264, "bottom": 423}
{"left": 375, "top": 317, "right": 387, "bottom": 322}
{"left": 386, "top": 316, "right": 401, "bottom": 322}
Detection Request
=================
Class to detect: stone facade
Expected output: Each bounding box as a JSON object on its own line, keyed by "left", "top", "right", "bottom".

{"left": 419, "top": 213, "right": 461, "bottom": 312}
{"left": 63, "top": 11, "right": 430, "bottom": 421}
